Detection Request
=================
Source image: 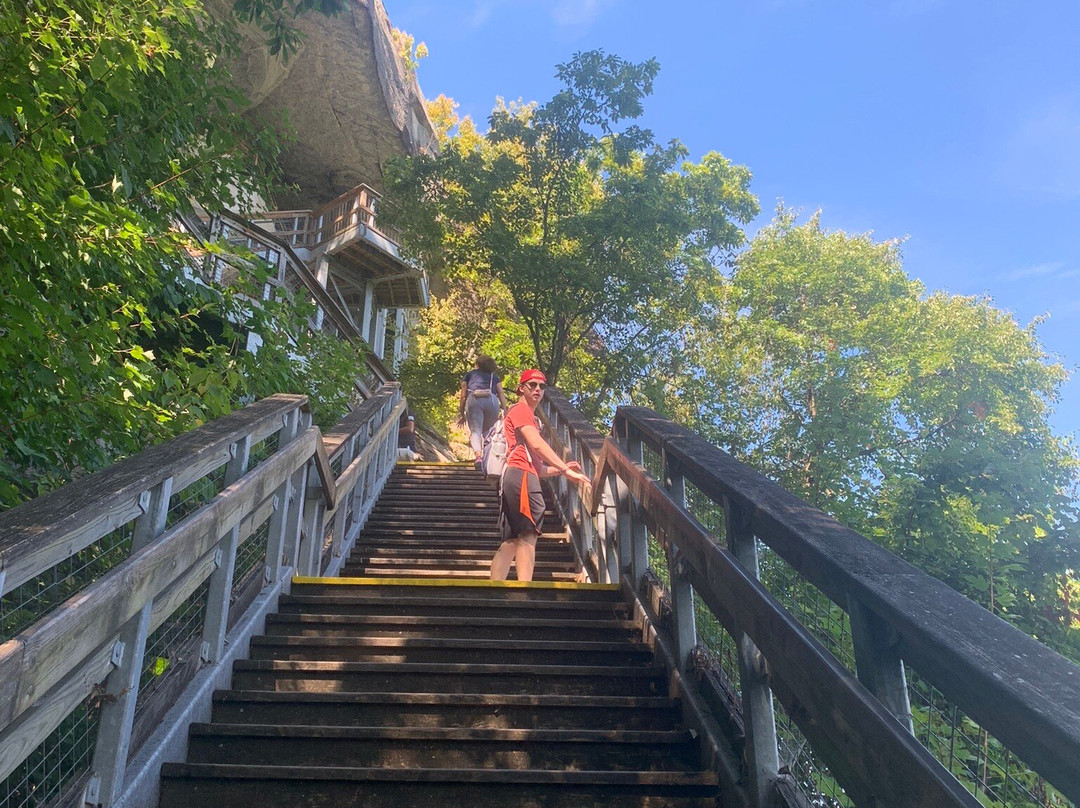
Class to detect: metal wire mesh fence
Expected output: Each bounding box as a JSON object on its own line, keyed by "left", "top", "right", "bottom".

{"left": 907, "top": 669, "right": 1071, "bottom": 808}
{"left": 248, "top": 431, "right": 281, "bottom": 470}
{"left": 1, "top": 523, "right": 134, "bottom": 642}
{"left": 0, "top": 691, "right": 102, "bottom": 808}
{"left": 233, "top": 519, "right": 271, "bottom": 595}
{"left": 757, "top": 545, "right": 857, "bottom": 674}
{"left": 137, "top": 579, "right": 210, "bottom": 709}
{"left": 773, "top": 696, "right": 854, "bottom": 808}
{"left": 166, "top": 465, "right": 228, "bottom": 528}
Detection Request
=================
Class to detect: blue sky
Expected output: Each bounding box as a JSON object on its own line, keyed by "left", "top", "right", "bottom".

{"left": 387, "top": 0, "right": 1080, "bottom": 439}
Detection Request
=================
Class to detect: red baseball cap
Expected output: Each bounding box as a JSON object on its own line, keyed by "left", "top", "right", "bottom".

{"left": 519, "top": 369, "right": 547, "bottom": 385}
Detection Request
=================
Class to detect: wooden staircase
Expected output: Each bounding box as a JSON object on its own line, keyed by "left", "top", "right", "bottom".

{"left": 158, "top": 463, "right": 721, "bottom": 807}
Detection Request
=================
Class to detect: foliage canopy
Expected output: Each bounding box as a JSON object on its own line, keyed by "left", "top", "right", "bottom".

{"left": 383, "top": 50, "right": 759, "bottom": 394}
{"left": 645, "top": 207, "right": 1080, "bottom": 655}
{"left": 0, "top": 0, "right": 357, "bottom": 509}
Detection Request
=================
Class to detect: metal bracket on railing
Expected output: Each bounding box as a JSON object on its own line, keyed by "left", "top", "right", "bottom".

{"left": 83, "top": 775, "right": 100, "bottom": 807}
{"left": 137, "top": 489, "right": 152, "bottom": 515}
{"left": 263, "top": 565, "right": 272, "bottom": 583}
{"left": 213, "top": 548, "right": 223, "bottom": 570}
{"left": 110, "top": 640, "right": 125, "bottom": 668}
{"left": 228, "top": 442, "right": 238, "bottom": 459}
{"left": 199, "top": 640, "right": 212, "bottom": 663}
{"left": 272, "top": 494, "right": 280, "bottom": 511}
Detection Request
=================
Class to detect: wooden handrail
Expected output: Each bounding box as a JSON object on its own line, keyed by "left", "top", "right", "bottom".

{"left": 0, "top": 385, "right": 405, "bottom": 794}
{"left": 0, "top": 394, "right": 306, "bottom": 596}
{"left": 609, "top": 406, "right": 1080, "bottom": 802}
{"left": 539, "top": 390, "right": 1080, "bottom": 806}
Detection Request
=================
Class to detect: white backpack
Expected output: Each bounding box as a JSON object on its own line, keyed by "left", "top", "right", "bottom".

{"left": 482, "top": 419, "right": 508, "bottom": 478}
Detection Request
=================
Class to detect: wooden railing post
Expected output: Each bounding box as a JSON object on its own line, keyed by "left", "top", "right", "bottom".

{"left": 599, "top": 473, "right": 620, "bottom": 585}
{"left": 723, "top": 496, "right": 779, "bottom": 808}
{"left": 328, "top": 437, "right": 355, "bottom": 565}
{"left": 622, "top": 427, "right": 649, "bottom": 594}
{"left": 86, "top": 476, "right": 173, "bottom": 807}
{"left": 281, "top": 411, "right": 312, "bottom": 571}
{"left": 296, "top": 460, "right": 323, "bottom": 577}
{"left": 264, "top": 409, "right": 302, "bottom": 584}
{"left": 663, "top": 452, "right": 697, "bottom": 672}
{"left": 848, "top": 595, "right": 915, "bottom": 734}
{"left": 200, "top": 436, "right": 252, "bottom": 665}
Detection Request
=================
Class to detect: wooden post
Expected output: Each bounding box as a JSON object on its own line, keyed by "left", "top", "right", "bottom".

{"left": 600, "top": 475, "right": 620, "bottom": 584}
{"left": 87, "top": 476, "right": 172, "bottom": 807}
{"left": 849, "top": 595, "right": 915, "bottom": 734}
{"left": 329, "top": 436, "right": 354, "bottom": 562}
{"left": 663, "top": 453, "right": 696, "bottom": 672}
{"left": 282, "top": 409, "right": 313, "bottom": 570}
{"left": 622, "top": 427, "right": 649, "bottom": 594}
{"left": 200, "top": 436, "right": 252, "bottom": 664}
{"left": 724, "top": 496, "right": 779, "bottom": 808}
{"left": 264, "top": 409, "right": 301, "bottom": 585}
{"left": 294, "top": 461, "right": 322, "bottom": 577}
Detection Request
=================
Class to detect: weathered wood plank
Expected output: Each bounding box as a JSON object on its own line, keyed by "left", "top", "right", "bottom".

{"left": 542, "top": 389, "right": 605, "bottom": 463}
{"left": 610, "top": 407, "right": 1080, "bottom": 802}
{"left": 330, "top": 400, "right": 406, "bottom": 508}
{"left": 0, "top": 428, "right": 317, "bottom": 734}
{"left": 312, "top": 435, "right": 337, "bottom": 512}
{"left": 0, "top": 394, "right": 307, "bottom": 595}
{"left": 321, "top": 384, "right": 400, "bottom": 462}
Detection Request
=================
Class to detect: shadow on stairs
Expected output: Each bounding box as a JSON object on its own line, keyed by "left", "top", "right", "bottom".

{"left": 158, "top": 462, "right": 723, "bottom": 806}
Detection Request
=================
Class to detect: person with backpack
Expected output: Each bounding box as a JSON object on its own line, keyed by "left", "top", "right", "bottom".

{"left": 458, "top": 355, "right": 507, "bottom": 471}
{"left": 491, "top": 369, "right": 591, "bottom": 582}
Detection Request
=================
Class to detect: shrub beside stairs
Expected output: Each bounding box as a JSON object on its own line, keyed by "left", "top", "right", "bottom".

{"left": 158, "top": 462, "right": 722, "bottom": 806}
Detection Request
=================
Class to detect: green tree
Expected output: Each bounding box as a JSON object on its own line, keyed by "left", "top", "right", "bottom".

{"left": 647, "top": 207, "right": 1080, "bottom": 655}
{"left": 0, "top": 0, "right": 354, "bottom": 509}
{"left": 383, "top": 50, "right": 759, "bottom": 397}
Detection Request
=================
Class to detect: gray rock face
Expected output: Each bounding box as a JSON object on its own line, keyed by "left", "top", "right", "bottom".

{"left": 221, "top": 0, "right": 435, "bottom": 209}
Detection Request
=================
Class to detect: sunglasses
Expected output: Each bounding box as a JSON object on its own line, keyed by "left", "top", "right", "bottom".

{"left": 523, "top": 381, "right": 547, "bottom": 391}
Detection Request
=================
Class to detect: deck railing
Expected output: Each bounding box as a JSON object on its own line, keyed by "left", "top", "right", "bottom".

{"left": 258, "top": 184, "right": 404, "bottom": 252}
{"left": 189, "top": 210, "right": 394, "bottom": 396}
{"left": 539, "top": 389, "right": 1079, "bottom": 808}
{"left": 0, "top": 386, "right": 404, "bottom": 808}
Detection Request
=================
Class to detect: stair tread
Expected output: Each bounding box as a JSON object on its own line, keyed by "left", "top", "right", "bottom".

{"left": 250, "top": 636, "right": 650, "bottom": 652}
{"left": 190, "top": 724, "right": 692, "bottom": 743}
{"left": 161, "top": 763, "right": 718, "bottom": 786}
{"left": 213, "top": 690, "right": 679, "bottom": 708}
{"left": 234, "top": 660, "right": 662, "bottom": 676}
{"left": 267, "top": 615, "right": 638, "bottom": 630}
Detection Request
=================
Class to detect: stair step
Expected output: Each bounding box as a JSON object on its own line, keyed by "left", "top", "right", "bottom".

{"left": 263, "top": 614, "right": 640, "bottom": 641}
{"left": 346, "top": 547, "right": 575, "bottom": 560}
{"left": 186, "top": 724, "right": 700, "bottom": 770}
{"left": 338, "top": 567, "right": 583, "bottom": 581}
{"left": 211, "top": 691, "right": 682, "bottom": 730}
{"left": 287, "top": 581, "right": 622, "bottom": 602}
{"left": 231, "top": 660, "right": 668, "bottom": 696}
{"left": 342, "top": 556, "right": 577, "bottom": 569}
{"left": 159, "top": 764, "right": 720, "bottom": 808}
{"left": 277, "top": 593, "right": 630, "bottom": 620}
{"left": 247, "top": 635, "right": 654, "bottom": 666}
{"left": 352, "top": 530, "right": 567, "bottom": 542}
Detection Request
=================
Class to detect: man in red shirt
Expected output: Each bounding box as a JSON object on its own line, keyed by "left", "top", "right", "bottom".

{"left": 491, "top": 369, "right": 591, "bottom": 581}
